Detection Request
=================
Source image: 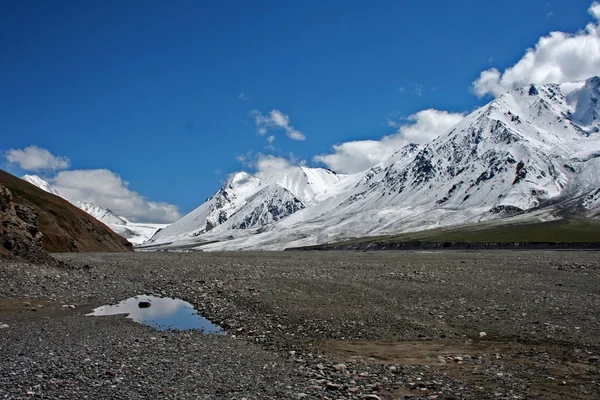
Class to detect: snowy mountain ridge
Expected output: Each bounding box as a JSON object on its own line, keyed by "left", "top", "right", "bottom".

{"left": 75, "top": 201, "right": 129, "bottom": 226}
{"left": 147, "top": 166, "right": 343, "bottom": 244}
{"left": 22, "top": 175, "right": 62, "bottom": 197}
{"left": 148, "top": 77, "right": 600, "bottom": 251}
{"left": 20, "top": 175, "right": 165, "bottom": 245}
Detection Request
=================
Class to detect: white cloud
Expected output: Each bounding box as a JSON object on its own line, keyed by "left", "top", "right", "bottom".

{"left": 267, "top": 135, "right": 276, "bottom": 143}
{"left": 52, "top": 169, "right": 181, "bottom": 223}
{"left": 236, "top": 152, "right": 302, "bottom": 179}
{"left": 251, "top": 109, "right": 306, "bottom": 141}
{"left": 314, "top": 109, "right": 464, "bottom": 174}
{"left": 254, "top": 154, "right": 296, "bottom": 178}
{"left": 413, "top": 83, "right": 424, "bottom": 97}
{"left": 473, "top": 2, "right": 600, "bottom": 97}
{"left": 238, "top": 92, "right": 248, "bottom": 100}
{"left": 5, "top": 146, "right": 70, "bottom": 172}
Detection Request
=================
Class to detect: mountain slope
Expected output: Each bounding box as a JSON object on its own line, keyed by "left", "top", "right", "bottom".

{"left": 151, "top": 77, "right": 600, "bottom": 251}
{"left": 0, "top": 170, "right": 132, "bottom": 252}
{"left": 20, "top": 175, "right": 164, "bottom": 245}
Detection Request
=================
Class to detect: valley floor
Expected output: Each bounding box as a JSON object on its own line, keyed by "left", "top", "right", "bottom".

{"left": 1, "top": 251, "right": 599, "bottom": 399}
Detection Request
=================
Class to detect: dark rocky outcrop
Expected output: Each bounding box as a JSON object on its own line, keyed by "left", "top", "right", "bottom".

{"left": 0, "top": 183, "right": 61, "bottom": 265}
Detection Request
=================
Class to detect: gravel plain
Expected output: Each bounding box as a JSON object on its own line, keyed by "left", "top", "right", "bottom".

{"left": 1, "top": 250, "right": 600, "bottom": 399}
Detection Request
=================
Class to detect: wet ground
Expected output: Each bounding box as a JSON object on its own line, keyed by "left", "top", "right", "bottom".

{"left": 1, "top": 250, "right": 599, "bottom": 399}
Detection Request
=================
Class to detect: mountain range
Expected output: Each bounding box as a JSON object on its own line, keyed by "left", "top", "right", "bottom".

{"left": 21, "top": 175, "right": 167, "bottom": 245}
{"left": 142, "top": 77, "right": 600, "bottom": 251}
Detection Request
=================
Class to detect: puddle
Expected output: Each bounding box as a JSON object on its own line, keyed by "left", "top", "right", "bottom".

{"left": 87, "top": 295, "right": 224, "bottom": 333}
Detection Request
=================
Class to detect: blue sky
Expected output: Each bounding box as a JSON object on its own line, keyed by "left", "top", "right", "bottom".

{"left": 1, "top": 0, "right": 599, "bottom": 221}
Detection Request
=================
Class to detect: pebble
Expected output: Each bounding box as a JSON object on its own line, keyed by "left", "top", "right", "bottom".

{"left": 325, "top": 382, "right": 343, "bottom": 390}
{"left": 333, "top": 363, "right": 347, "bottom": 372}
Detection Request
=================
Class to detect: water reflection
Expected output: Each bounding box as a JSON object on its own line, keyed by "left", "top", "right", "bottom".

{"left": 87, "top": 295, "right": 224, "bottom": 333}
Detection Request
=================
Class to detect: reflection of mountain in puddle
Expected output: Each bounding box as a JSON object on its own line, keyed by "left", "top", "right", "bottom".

{"left": 87, "top": 295, "right": 224, "bottom": 333}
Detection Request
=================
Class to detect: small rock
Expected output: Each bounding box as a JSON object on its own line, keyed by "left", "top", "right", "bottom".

{"left": 362, "top": 395, "right": 381, "bottom": 400}
{"left": 138, "top": 301, "right": 151, "bottom": 308}
{"left": 316, "top": 363, "right": 325, "bottom": 370}
{"left": 0, "top": 323, "right": 9, "bottom": 329}
{"left": 333, "top": 363, "right": 347, "bottom": 372}
{"left": 479, "top": 331, "right": 487, "bottom": 338}
{"left": 325, "top": 382, "right": 342, "bottom": 391}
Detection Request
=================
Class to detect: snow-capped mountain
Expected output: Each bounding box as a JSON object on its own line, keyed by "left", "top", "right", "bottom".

{"left": 148, "top": 77, "right": 600, "bottom": 251}
{"left": 20, "top": 175, "right": 166, "bottom": 245}
{"left": 147, "top": 166, "right": 342, "bottom": 244}
{"left": 22, "top": 175, "right": 62, "bottom": 197}
{"left": 76, "top": 201, "right": 128, "bottom": 225}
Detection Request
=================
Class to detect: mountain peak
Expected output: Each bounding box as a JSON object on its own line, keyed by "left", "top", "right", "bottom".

{"left": 586, "top": 76, "right": 600, "bottom": 87}
{"left": 22, "top": 175, "right": 62, "bottom": 197}
{"left": 528, "top": 84, "right": 538, "bottom": 96}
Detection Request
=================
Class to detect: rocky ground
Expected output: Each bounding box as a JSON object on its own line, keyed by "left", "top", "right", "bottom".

{"left": 1, "top": 250, "right": 599, "bottom": 399}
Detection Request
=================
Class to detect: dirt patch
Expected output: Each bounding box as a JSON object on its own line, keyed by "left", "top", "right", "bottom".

{"left": 322, "top": 339, "right": 600, "bottom": 399}
{"left": 0, "top": 298, "right": 90, "bottom": 321}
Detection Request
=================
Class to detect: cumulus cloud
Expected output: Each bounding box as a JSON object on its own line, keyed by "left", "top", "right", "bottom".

{"left": 52, "top": 169, "right": 181, "bottom": 223}
{"left": 314, "top": 109, "right": 464, "bottom": 174}
{"left": 5, "top": 146, "right": 70, "bottom": 172}
{"left": 236, "top": 152, "right": 302, "bottom": 179}
{"left": 251, "top": 109, "right": 306, "bottom": 141}
{"left": 472, "top": 2, "right": 600, "bottom": 97}
{"left": 254, "top": 154, "right": 296, "bottom": 178}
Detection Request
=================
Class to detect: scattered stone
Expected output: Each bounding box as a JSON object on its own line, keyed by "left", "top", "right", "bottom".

{"left": 325, "top": 382, "right": 343, "bottom": 391}
{"left": 333, "top": 363, "right": 347, "bottom": 372}
{"left": 479, "top": 331, "right": 487, "bottom": 338}
{"left": 138, "top": 301, "right": 151, "bottom": 308}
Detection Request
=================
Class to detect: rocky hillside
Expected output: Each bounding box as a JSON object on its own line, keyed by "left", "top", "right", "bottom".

{"left": 0, "top": 170, "right": 132, "bottom": 253}
{"left": 0, "top": 183, "right": 61, "bottom": 265}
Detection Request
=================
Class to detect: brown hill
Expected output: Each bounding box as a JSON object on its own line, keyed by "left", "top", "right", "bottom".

{"left": 0, "top": 170, "right": 132, "bottom": 253}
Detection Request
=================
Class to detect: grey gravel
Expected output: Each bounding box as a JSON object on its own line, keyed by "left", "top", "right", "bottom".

{"left": 1, "top": 250, "right": 600, "bottom": 399}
